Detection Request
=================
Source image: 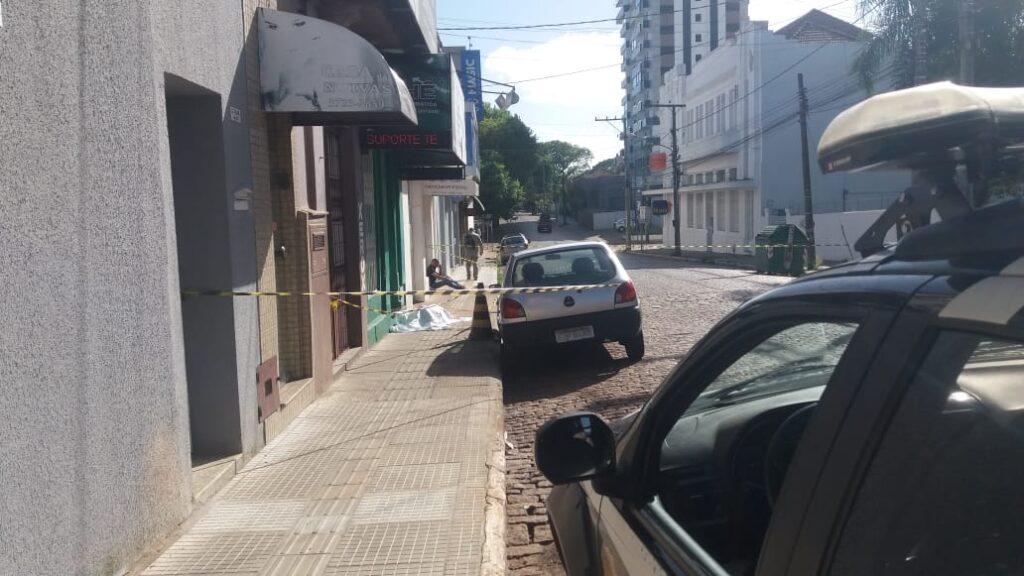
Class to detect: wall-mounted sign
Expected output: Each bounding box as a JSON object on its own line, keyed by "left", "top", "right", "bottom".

{"left": 364, "top": 132, "right": 451, "bottom": 148}
{"left": 649, "top": 152, "right": 667, "bottom": 171}
{"left": 363, "top": 54, "right": 467, "bottom": 164}
{"left": 652, "top": 199, "right": 672, "bottom": 215}
{"left": 460, "top": 50, "right": 484, "bottom": 121}
{"left": 410, "top": 179, "right": 479, "bottom": 197}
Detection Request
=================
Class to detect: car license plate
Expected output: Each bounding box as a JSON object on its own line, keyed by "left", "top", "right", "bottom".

{"left": 555, "top": 326, "right": 595, "bottom": 343}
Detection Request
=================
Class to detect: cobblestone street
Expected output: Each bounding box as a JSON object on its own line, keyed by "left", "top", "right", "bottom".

{"left": 499, "top": 220, "right": 791, "bottom": 574}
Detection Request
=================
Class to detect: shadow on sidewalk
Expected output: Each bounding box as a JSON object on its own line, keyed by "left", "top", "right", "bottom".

{"left": 425, "top": 335, "right": 500, "bottom": 378}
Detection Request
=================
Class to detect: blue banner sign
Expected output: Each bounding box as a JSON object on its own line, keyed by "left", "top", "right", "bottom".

{"left": 460, "top": 50, "right": 484, "bottom": 121}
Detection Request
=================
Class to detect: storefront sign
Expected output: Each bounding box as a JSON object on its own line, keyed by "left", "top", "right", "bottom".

{"left": 411, "top": 179, "right": 480, "bottom": 197}
{"left": 460, "top": 50, "right": 484, "bottom": 121}
{"left": 364, "top": 132, "right": 451, "bottom": 148}
{"left": 364, "top": 54, "right": 466, "bottom": 164}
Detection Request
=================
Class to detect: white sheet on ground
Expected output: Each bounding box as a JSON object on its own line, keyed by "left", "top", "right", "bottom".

{"left": 390, "top": 305, "right": 467, "bottom": 332}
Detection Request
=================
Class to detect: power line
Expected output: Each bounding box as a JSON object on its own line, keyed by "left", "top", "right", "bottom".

{"left": 437, "top": 1, "right": 853, "bottom": 31}
{"left": 457, "top": 6, "right": 867, "bottom": 88}
{"left": 660, "top": 2, "right": 882, "bottom": 138}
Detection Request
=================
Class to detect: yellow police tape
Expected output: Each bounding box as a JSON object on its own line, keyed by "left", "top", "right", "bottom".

{"left": 623, "top": 243, "right": 848, "bottom": 249}
{"left": 182, "top": 282, "right": 622, "bottom": 299}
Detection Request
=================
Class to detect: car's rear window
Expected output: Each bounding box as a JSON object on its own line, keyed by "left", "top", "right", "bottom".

{"left": 511, "top": 247, "right": 617, "bottom": 287}
{"left": 502, "top": 236, "right": 525, "bottom": 246}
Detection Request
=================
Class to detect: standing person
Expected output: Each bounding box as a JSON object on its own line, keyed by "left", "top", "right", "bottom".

{"left": 427, "top": 258, "right": 464, "bottom": 290}
{"left": 462, "top": 227, "right": 483, "bottom": 281}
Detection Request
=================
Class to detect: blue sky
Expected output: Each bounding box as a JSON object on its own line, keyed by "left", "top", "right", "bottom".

{"left": 438, "top": 0, "right": 860, "bottom": 162}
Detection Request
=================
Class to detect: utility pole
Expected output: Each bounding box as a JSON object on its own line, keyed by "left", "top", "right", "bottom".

{"left": 669, "top": 110, "right": 682, "bottom": 256}
{"left": 650, "top": 104, "right": 686, "bottom": 256}
{"left": 959, "top": 0, "right": 976, "bottom": 85}
{"left": 797, "top": 73, "right": 817, "bottom": 270}
{"left": 596, "top": 115, "right": 631, "bottom": 250}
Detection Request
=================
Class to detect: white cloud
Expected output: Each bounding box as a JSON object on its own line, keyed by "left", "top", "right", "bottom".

{"left": 483, "top": 32, "right": 625, "bottom": 162}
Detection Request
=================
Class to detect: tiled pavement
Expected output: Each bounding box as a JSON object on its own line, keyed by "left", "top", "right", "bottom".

{"left": 139, "top": 291, "right": 504, "bottom": 576}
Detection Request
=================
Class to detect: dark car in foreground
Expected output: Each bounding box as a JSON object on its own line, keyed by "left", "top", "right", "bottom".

{"left": 535, "top": 82, "right": 1024, "bottom": 575}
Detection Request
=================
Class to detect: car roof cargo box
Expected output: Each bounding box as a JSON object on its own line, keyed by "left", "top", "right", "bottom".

{"left": 818, "top": 82, "right": 1024, "bottom": 173}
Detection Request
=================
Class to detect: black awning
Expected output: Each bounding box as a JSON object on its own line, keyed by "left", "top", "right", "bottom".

{"left": 258, "top": 8, "right": 417, "bottom": 126}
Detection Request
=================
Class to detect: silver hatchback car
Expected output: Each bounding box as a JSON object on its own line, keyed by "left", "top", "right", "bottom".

{"left": 499, "top": 233, "right": 530, "bottom": 264}
{"left": 498, "top": 241, "right": 644, "bottom": 374}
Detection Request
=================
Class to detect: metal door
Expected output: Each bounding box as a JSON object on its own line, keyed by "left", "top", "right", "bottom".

{"left": 326, "top": 132, "right": 349, "bottom": 357}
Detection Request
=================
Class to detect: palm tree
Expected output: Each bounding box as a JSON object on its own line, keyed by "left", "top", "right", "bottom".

{"left": 853, "top": 0, "right": 1024, "bottom": 91}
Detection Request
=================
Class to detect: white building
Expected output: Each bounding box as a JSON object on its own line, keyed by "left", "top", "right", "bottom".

{"left": 647, "top": 10, "right": 910, "bottom": 257}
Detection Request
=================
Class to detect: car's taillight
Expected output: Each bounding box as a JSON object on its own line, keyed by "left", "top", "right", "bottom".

{"left": 501, "top": 298, "right": 526, "bottom": 319}
{"left": 615, "top": 281, "right": 637, "bottom": 304}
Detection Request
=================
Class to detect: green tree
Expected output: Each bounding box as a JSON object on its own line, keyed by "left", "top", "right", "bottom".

{"left": 539, "top": 141, "right": 593, "bottom": 220}
{"left": 854, "top": 0, "right": 1024, "bottom": 91}
{"left": 479, "top": 152, "right": 524, "bottom": 221}
{"left": 479, "top": 104, "right": 540, "bottom": 188}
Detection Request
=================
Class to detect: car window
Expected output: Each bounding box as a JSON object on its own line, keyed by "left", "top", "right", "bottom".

{"left": 510, "top": 248, "right": 616, "bottom": 287}
{"left": 689, "top": 322, "right": 857, "bottom": 411}
{"left": 831, "top": 332, "right": 1024, "bottom": 576}
{"left": 656, "top": 321, "right": 861, "bottom": 576}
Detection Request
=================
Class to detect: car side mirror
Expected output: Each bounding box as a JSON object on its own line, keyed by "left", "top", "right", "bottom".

{"left": 535, "top": 412, "right": 615, "bottom": 485}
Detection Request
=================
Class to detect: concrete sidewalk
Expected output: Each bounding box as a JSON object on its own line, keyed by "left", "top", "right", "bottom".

{"left": 138, "top": 293, "right": 505, "bottom": 576}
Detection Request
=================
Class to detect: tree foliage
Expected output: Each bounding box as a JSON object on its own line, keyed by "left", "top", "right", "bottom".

{"left": 539, "top": 140, "right": 593, "bottom": 219}
{"left": 479, "top": 152, "right": 524, "bottom": 221}
{"left": 854, "top": 0, "right": 1024, "bottom": 91}
{"left": 478, "top": 104, "right": 539, "bottom": 189}
{"left": 477, "top": 103, "right": 602, "bottom": 217}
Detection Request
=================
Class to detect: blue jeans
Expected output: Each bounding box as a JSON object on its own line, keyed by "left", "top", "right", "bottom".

{"left": 431, "top": 278, "right": 464, "bottom": 290}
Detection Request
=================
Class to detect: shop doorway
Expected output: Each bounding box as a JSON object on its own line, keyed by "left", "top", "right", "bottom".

{"left": 165, "top": 75, "right": 242, "bottom": 461}
{"left": 325, "top": 129, "right": 364, "bottom": 356}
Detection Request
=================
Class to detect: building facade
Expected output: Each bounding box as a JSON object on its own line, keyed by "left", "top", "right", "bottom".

{"left": 618, "top": 0, "right": 751, "bottom": 199}
{"left": 647, "top": 11, "right": 909, "bottom": 257}
{"left": 618, "top": 0, "right": 675, "bottom": 195}
{"left": 1, "top": 1, "right": 458, "bottom": 573}
{"left": 2, "top": 1, "right": 261, "bottom": 574}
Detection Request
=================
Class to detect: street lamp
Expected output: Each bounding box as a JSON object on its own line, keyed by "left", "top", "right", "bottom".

{"left": 648, "top": 104, "right": 686, "bottom": 257}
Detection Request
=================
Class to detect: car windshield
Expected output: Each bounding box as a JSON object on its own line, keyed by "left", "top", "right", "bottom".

{"left": 510, "top": 247, "right": 618, "bottom": 287}
{"left": 689, "top": 322, "right": 858, "bottom": 411}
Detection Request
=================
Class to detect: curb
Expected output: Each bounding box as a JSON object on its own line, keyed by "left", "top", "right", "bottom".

{"left": 480, "top": 346, "right": 507, "bottom": 576}
{"left": 480, "top": 426, "right": 507, "bottom": 576}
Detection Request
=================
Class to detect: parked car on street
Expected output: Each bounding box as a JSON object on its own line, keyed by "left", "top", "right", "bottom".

{"left": 498, "top": 241, "right": 643, "bottom": 374}
{"left": 537, "top": 213, "right": 553, "bottom": 233}
{"left": 613, "top": 217, "right": 638, "bottom": 233}
{"left": 499, "top": 233, "right": 530, "bottom": 264}
{"left": 534, "top": 83, "right": 1024, "bottom": 576}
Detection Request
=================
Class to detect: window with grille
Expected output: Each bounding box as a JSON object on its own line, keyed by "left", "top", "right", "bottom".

{"left": 729, "top": 86, "right": 739, "bottom": 129}
{"left": 717, "top": 94, "right": 726, "bottom": 132}
{"left": 716, "top": 192, "right": 726, "bottom": 231}
{"left": 729, "top": 190, "right": 740, "bottom": 232}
